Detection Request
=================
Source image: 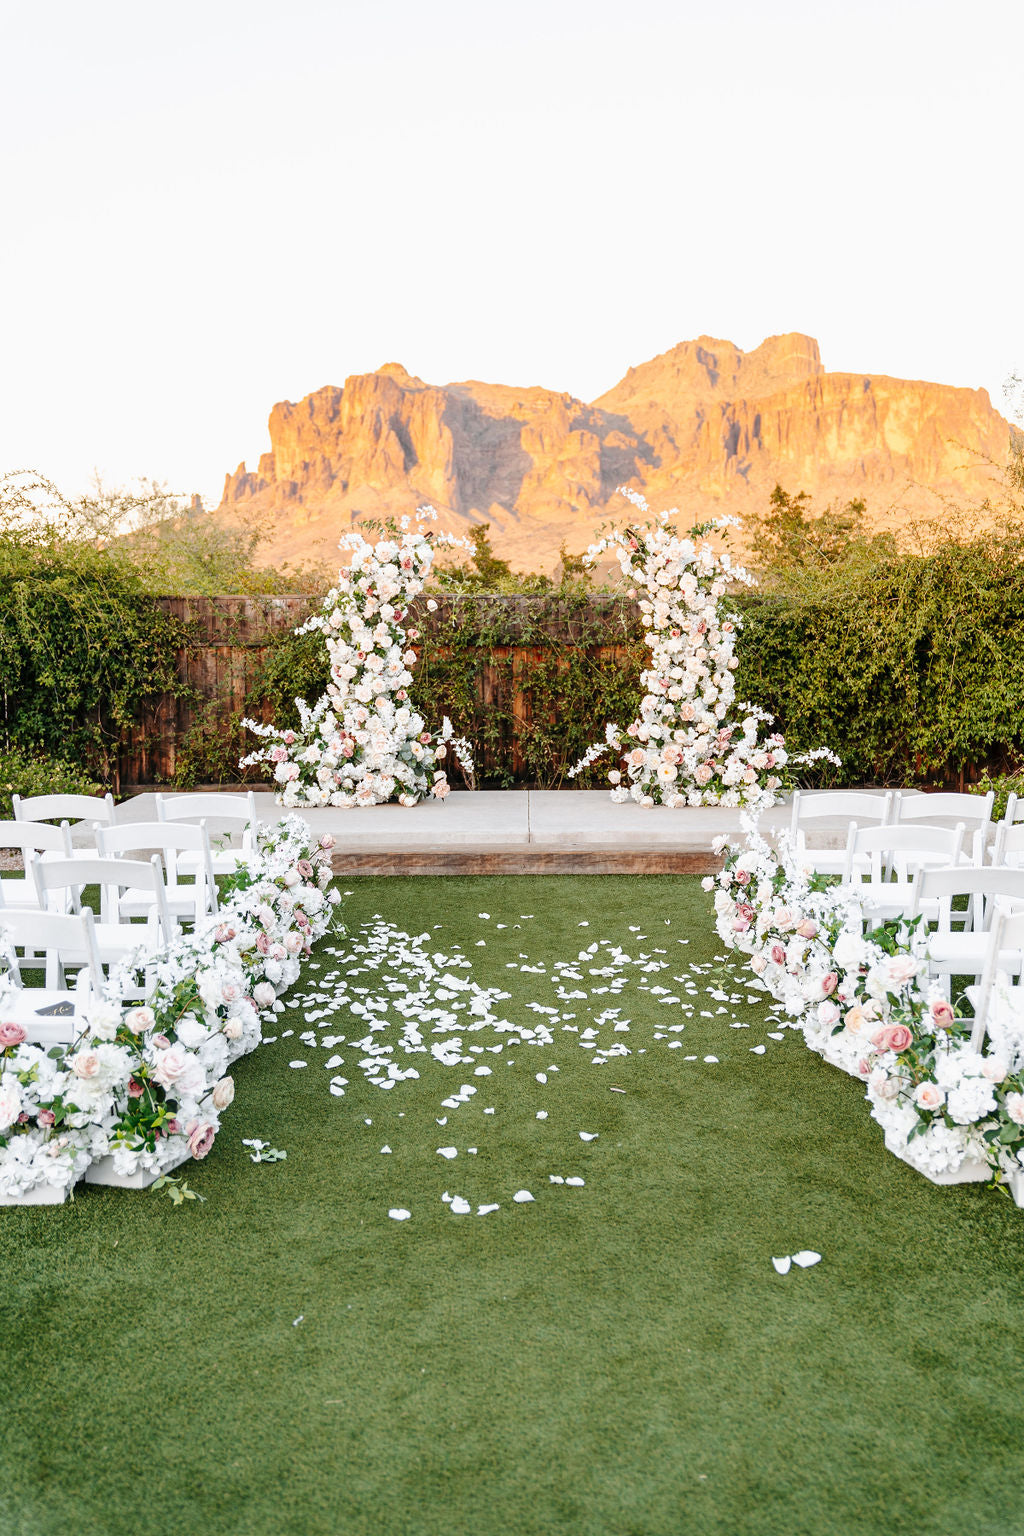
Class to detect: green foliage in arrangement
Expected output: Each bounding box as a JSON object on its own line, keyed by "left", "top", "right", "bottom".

{"left": 0, "top": 742, "right": 101, "bottom": 818}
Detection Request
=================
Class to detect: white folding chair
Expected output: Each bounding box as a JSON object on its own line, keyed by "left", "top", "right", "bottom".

{"left": 0, "top": 819, "right": 74, "bottom": 909}
{"left": 894, "top": 790, "right": 993, "bottom": 865}
{"left": 789, "top": 790, "right": 894, "bottom": 876}
{"left": 30, "top": 853, "right": 174, "bottom": 971}
{"left": 999, "top": 792, "right": 1024, "bottom": 828}
{"left": 910, "top": 866, "right": 1024, "bottom": 998}
{"left": 991, "top": 821, "right": 1024, "bottom": 869}
{"left": 156, "top": 791, "right": 258, "bottom": 875}
{"left": 842, "top": 822, "right": 965, "bottom": 923}
{"left": 966, "top": 904, "right": 1024, "bottom": 1050}
{"left": 0, "top": 907, "right": 105, "bottom": 1043}
{"left": 96, "top": 821, "right": 218, "bottom": 924}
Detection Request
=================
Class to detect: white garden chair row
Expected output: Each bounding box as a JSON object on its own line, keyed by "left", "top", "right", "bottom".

{"left": 791, "top": 789, "right": 997, "bottom": 872}
{"left": 10, "top": 788, "right": 258, "bottom": 873}
{"left": 0, "top": 791, "right": 258, "bottom": 1038}
{"left": 790, "top": 789, "right": 1024, "bottom": 1010}
{"left": 0, "top": 821, "right": 218, "bottom": 925}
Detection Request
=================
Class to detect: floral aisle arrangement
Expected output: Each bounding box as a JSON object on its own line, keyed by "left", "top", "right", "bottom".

{"left": 709, "top": 822, "right": 1024, "bottom": 1192}
{"left": 0, "top": 815, "right": 340, "bottom": 1203}
{"left": 241, "top": 513, "right": 474, "bottom": 807}
{"left": 569, "top": 490, "right": 838, "bottom": 807}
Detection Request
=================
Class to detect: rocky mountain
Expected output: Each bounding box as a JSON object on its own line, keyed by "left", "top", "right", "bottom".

{"left": 218, "top": 335, "right": 1013, "bottom": 570}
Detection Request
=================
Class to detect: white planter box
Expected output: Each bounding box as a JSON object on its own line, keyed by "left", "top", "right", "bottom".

{"left": 0, "top": 1180, "right": 76, "bottom": 1206}
{"left": 1004, "top": 1168, "right": 1024, "bottom": 1208}
{"left": 885, "top": 1132, "right": 990, "bottom": 1186}
{"left": 85, "top": 1145, "right": 191, "bottom": 1189}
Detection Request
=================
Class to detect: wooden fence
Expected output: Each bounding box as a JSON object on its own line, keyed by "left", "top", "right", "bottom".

{"left": 120, "top": 595, "right": 313, "bottom": 786}
{"left": 117, "top": 593, "right": 640, "bottom": 787}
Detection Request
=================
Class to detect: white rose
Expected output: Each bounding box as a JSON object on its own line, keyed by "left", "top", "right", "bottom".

{"left": 211, "top": 1076, "right": 235, "bottom": 1110}
{"left": 0, "top": 1080, "right": 23, "bottom": 1131}
{"left": 86, "top": 1003, "right": 121, "bottom": 1042}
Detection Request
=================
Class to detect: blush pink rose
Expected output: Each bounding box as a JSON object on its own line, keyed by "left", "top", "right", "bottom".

{"left": 0, "top": 1022, "right": 28, "bottom": 1047}
{"left": 821, "top": 972, "right": 839, "bottom": 996}
{"left": 186, "top": 1120, "right": 216, "bottom": 1159}
{"left": 914, "top": 1081, "right": 946, "bottom": 1111}
{"left": 930, "top": 999, "right": 956, "bottom": 1029}
{"left": 870, "top": 1023, "right": 913, "bottom": 1053}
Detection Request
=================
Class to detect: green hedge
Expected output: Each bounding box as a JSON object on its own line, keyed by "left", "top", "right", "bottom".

{"left": 0, "top": 532, "right": 189, "bottom": 782}
{"left": 732, "top": 533, "right": 1024, "bottom": 785}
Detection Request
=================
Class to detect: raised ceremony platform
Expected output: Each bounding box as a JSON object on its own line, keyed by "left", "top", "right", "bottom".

{"left": 114, "top": 788, "right": 892, "bottom": 876}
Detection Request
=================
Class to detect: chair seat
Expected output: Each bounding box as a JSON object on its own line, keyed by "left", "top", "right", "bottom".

{"left": 176, "top": 846, "right": 249, "bottom": 876}
{"left": 851, "top": 883, "right": 929, "bottom": 921}
{"left": 0, "top": 988, "right": 90, "bottom": 1044}
{"left": 798, "top": 850, "right": 847, "bottom": 876}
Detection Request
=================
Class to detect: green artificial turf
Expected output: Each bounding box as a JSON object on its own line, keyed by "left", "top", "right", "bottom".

{"left": 3, "top": 875, "right": 1024, "bottom": 1536}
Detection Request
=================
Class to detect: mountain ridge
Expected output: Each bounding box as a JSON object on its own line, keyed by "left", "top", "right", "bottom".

{"left": 218, "top": 333, "right": 1012, "bottom": 569}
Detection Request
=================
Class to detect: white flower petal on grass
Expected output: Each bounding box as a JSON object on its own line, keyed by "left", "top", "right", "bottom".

{"left": 772, "top": 1256, "right": 792, "bottom": 1275}
{"left": 536, "top": 1073, "right": 547, "bottom": 1084}
{"left": 768, "top": 1032, "right": 785, "bottom": 1041}
{"left": 484, "top": 1107, "right": 495, "bottom": 1114}
{"left": 437, "top": 1147, "right": 458, "bottom": 1159}
{"left": 565, "top": 1177, "right": 585, "bottom": 1187}
{"left": 750, "top": 1046, "right": 766, "bottom": 1055}
{"left": 703, "top": 1056, "right": 719, "bottom": 1064}
{"left": 513, "top": 1190, "right": 535, "bottom": 1203}
{"left": 289, "top": 1060, "right": 308, "bottom": 1069}
{"left": 477, "top": 1204, "right": 500, "bottom": 1215}
{"left": 474, "top": 1066, "right": 492, "bottom": 1076}
{"left": 579, "top": 1132, "right": 598, "bottom": 1142}
{"left": 388, "top": 1209, "right": 411, "bottom": 1221}
{"left": 475, "top": 940, "right": 486, "bottom": 947}
{"left": 436, "top": 1117, "right": 447, "bottom": 1125}
{"left": 536, "top": 1110, "right": 548, "bottom": 1120}
{"left": 549, "top": 1175, "right": 564, "bottom": 1184}
{"left": 324, "top": 1054, "right": 344, "bottom": 1070}
{"left": 792, "top": 1251, "right": 822, "bottom": 1268}
{"left": 478, "top": 913, "right": 490, "bottom": 920}
{"left": 468, "top": 1147, "right": 477, "bottom": 1154}
{"left": 450, "top": 1196, "right": 472, "bottom": 1214}
{"left": 380, "top": 1145, "right": 392, "bottom": 1154}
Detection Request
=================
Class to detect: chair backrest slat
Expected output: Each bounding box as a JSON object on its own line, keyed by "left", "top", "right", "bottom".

{"left": 13, "top": 792, "right": 116, "bottom": 825}
{"left": 843, "top": 823, "right": 965, "bottom": 885}
{"left": 911, "top": 866, "right": 1024, "bottom": 932}
{"left": 0, "top": 905, "right": 106, "bottom": 991}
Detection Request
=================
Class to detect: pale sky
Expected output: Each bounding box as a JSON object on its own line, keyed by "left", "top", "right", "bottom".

{"left": 1, "top": 0, "right": 1020, "bottom": 507}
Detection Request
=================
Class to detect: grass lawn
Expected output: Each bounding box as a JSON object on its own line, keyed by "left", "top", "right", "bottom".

{"left": 4, "top": 874, "right": 1024, "bottom": 1536}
